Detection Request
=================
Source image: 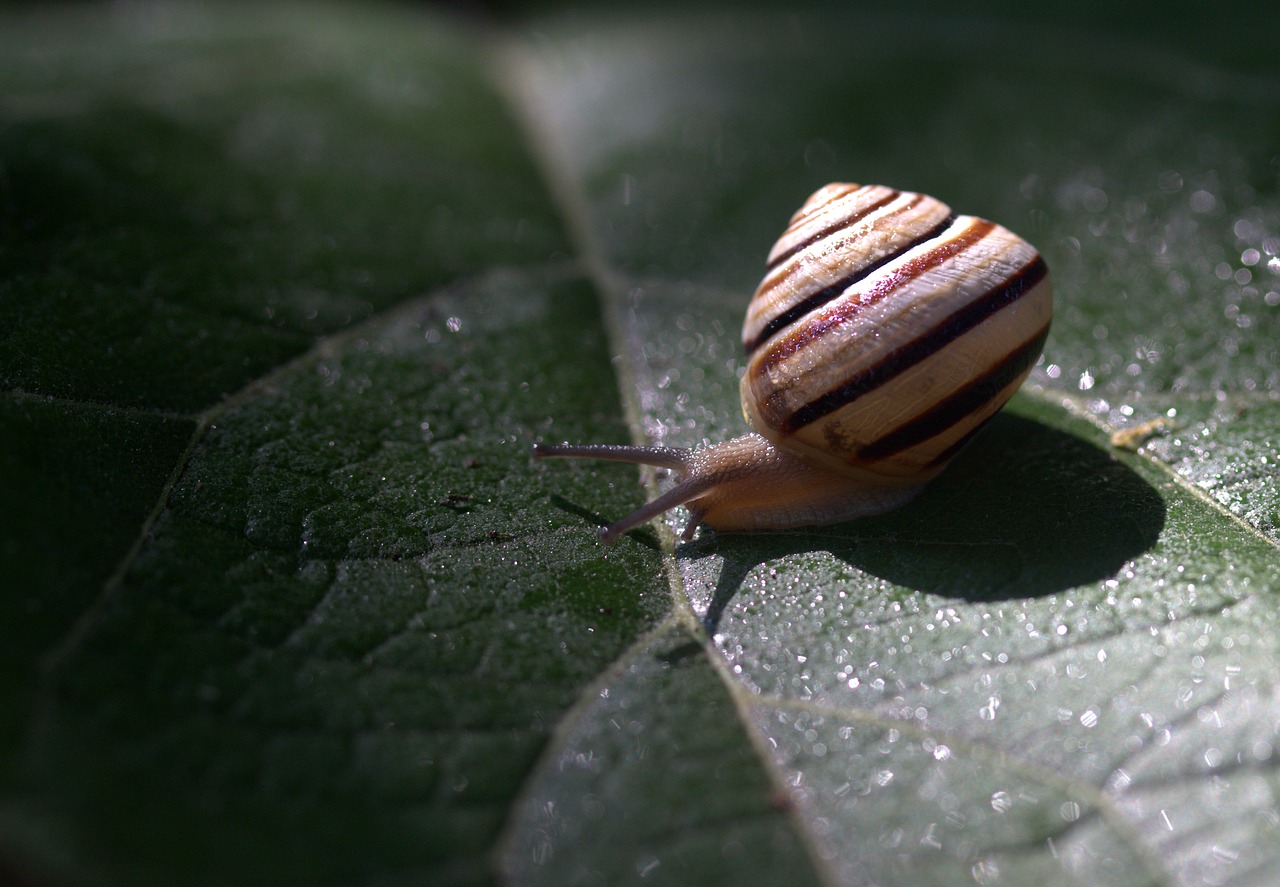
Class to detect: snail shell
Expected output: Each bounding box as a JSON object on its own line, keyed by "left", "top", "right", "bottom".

{"left": 534, "top": 182, "right": 1052, "bottom": 544}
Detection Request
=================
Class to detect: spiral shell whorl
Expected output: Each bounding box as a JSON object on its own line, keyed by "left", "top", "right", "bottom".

{"left": 741, "top": 183, "right": 1053, "bottom": 483}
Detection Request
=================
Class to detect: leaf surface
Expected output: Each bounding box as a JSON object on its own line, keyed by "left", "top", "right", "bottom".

{"left": 2, "top": 3, "right": 1279, "bottom": 886}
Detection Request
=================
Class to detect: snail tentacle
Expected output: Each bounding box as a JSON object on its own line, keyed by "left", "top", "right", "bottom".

{"left": 531, "top": 442, "right": 688, "bottom": 470}
{"left": 534, "top": 441, "right": 712, "bottom": 544}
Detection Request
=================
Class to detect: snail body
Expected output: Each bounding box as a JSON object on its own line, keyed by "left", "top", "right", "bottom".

{"left": 535, "top": 183, "right": 1053, "bottom": 544}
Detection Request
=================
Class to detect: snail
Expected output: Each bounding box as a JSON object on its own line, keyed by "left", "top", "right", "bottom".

{"left": 535, "top": 183, "right": 1053, "bottom": 544}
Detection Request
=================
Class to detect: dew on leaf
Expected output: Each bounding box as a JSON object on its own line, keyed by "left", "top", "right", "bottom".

{"left": 971, "top": 857, "right": 1000, "bottom": 884}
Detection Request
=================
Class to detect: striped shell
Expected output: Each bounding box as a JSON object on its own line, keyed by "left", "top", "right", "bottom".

{"left": 740, "top": 183, "right": 1053, "bottom": 485}
{"left": 532, "top": 182, "right": 1053, "bottom": 544}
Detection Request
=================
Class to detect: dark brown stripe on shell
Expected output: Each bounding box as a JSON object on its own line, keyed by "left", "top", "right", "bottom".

{"left": 754, "top": 219, "right": 996, "bottom": 379}
{"left": 757, "top": 195, "right": 927, "bottom": 306}
{"left": 922, "top": 412, "right": 997, "bottom": 469}
{"left": 858, "top": 322, "right": 1051, "bottom": 462}
{"left": 764, "top": 187, "right": 898, "bottom": 273}
{"left": 779, "top": 254, "right": 1048, "bottom": 434}
{"left": 746, "top": 212, "right": 958, "bottom": 355}
{"left": 779, "top": 184, "right": 859, "bottom": 234}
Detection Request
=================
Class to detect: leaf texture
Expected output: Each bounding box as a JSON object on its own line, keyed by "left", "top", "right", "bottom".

{"left": 2, "top": 3, "right": 1279, "bottom": 886}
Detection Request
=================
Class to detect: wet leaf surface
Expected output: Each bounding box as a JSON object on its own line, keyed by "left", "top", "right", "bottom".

{"left": 2, "top": 3, "right": 1278, "bottom": 885}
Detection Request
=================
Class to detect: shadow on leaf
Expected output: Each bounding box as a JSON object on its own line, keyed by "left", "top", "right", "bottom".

{"left": 547, "top": 494, "right": 663, "bottom": 551}
{"left": 677, "top": 414, "right": 1166, "bottom": 633}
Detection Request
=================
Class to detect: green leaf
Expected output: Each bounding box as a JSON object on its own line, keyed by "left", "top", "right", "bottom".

{"left": 3, "top": 3, "right": 1280, "bottom": 886}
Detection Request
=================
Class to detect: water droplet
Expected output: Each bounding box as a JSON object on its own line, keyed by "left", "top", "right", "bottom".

{"left": 1190, "top": 190, "right": 1217, "bottom": 213}
{"left": 1211, "top": 845, "right": 1240, "bottom": 864}
{"left": 971, "top": 857, "right": 1001, "bottom": 884}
